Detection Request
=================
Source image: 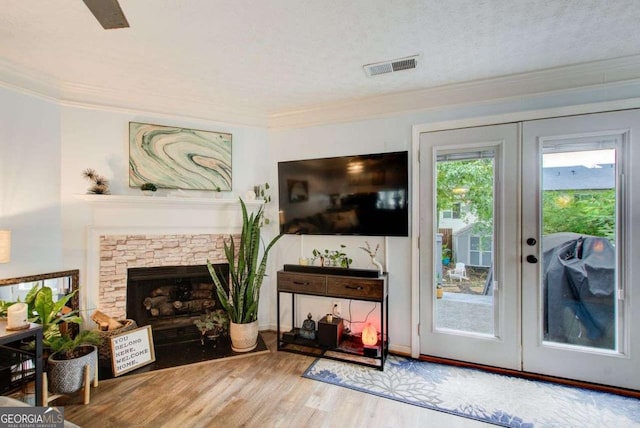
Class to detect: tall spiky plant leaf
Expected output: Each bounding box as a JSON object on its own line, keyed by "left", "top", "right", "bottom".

{"left": 208, "top": 260, "right": 232, "bottom": 314}
{"left": 208, "top": 198, "right": 282, "bottom": 324}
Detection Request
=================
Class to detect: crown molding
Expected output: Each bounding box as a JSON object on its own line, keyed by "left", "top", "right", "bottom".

{"left": 0, "top": 59, "right": 268, "bottom": 127}
{"left": 268, "top": 55, "right": 640, "bottom": 130}
{"left": 3, "top": 55, "right": 640, "bottom": 130}
{"left": 0, "top": 59, "right": 61, "bottom": 102}
{"left": 59, "top": 81, "right": 269, "bottom": 128}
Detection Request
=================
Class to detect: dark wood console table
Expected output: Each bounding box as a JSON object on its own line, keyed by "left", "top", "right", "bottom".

{"left": 0, "top": 322, "right": 43, "bottom": 406}
{"left": 276, "top": 268, "right": 388, "bottom": 370}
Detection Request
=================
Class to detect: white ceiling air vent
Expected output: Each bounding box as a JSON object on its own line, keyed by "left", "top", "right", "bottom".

{"left": 363, "top": 55, "right": 419, "bottom": 77}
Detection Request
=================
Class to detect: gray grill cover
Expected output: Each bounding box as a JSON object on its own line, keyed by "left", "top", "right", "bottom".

{"left": 543, "top": 234, "right": 615, "bottom": 342}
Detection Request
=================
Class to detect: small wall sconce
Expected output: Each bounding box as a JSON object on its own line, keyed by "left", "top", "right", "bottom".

{"left": 0, "top": 230, "right": 10, "bottom": 264}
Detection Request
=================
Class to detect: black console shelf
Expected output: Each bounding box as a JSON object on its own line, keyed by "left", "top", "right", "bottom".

{"left": 276, "top": 269, "right": 388, "bottom": 370}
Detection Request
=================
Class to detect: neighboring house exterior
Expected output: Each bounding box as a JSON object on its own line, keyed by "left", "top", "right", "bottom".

{"left": 447, "top": 164, "right": 614, "bottom": 267}
{"left": 452, "top": 223, "right": 493, "bottom": 267}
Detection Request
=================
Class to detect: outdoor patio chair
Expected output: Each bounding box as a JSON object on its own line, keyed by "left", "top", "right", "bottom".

{"left": 448, "top": 262, "right": 469, "bottom": 282}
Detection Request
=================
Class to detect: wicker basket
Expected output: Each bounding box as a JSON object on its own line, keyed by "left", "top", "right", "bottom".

{"left": 96, "top": 319, "right": 138, "bottom": 367}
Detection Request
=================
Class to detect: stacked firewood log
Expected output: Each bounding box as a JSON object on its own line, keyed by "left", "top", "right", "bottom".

{"left": 91, "top": 310, "right": 124, "bottom": 331}
{"left": 143, "top": 283, "right": 216, "bottom": 318}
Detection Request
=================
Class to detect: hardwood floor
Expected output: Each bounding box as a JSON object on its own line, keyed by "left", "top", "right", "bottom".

{"left": 60, "top": 332, "right": 490, "bottom": 427}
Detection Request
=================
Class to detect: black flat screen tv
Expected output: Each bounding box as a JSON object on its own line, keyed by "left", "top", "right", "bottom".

{"left": 277, "top": 151, "right": 409, "bottom": 236}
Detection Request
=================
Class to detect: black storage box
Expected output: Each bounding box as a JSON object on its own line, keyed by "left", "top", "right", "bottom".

{"left": 317, "top": 316, "right": 344, "bottom": 348}
{"left": 282, "top": 329, "right": 297, "bottom": 343}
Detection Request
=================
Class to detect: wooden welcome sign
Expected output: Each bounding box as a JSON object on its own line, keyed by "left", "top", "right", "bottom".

{"left": 110, "top": 325, "right": 156, "bottom": 376}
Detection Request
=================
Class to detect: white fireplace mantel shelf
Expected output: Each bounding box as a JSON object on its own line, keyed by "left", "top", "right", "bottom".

{"left": 74, "top": 194, "right": 265, "bottom": 229}
{"left": 73, "top": 194, "right": 264, "bottom": 209}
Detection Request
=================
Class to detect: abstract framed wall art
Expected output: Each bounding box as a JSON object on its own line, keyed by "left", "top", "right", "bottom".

{"left": 129, "top": 122, "right": 232, "bottom": 191}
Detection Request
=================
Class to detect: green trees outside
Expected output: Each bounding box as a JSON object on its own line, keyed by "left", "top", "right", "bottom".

{"left": 437, "top": 158, "right": 494, "bottom": 232}
{"left": 542, "top": 189, "right": 615, "bottom": 239}
{"left": 437, "top": 158, "right": 615, "bottom": 240}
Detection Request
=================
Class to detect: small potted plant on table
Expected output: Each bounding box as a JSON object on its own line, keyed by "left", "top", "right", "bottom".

{"left": 140, "top": 183, "right": 157, "bottom": 195}
{"left": 46, "top": 330, "right": 102, "bottom": 404}
{"left": 311, "top": 245, "right": 352, "bottom": 268}
{"left": 436, "top": 273, "right": 444, "bottom": 299}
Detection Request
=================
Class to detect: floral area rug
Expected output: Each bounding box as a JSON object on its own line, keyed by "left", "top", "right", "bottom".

{"left": 303, "top": 355, "right": 640, "bottom": 427}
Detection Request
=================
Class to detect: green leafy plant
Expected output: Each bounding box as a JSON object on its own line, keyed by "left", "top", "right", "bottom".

{"left": 254, "top": 182, "right": 272, "bottom": 225}
{"left": 207, "top": 198, "right": 283, "bottom": 324}
{"left": 141, "top": 183, "right": 157, "bottom": 192}
{"left": 194, "top": 309, "right": 229, "bottom": 341}
{"left": 255, "top": 182, "right": 271, "bottom": 203}
{"left": 442, "top": 248, "right": 452, "bottom": 264}
{"left": 48, "top": 329, "right": 102, "bottom": 360}
{"left": 0, "top": 300, "right": 13, "bottom": 318}
{"left": 312, "top": 245, "right": 352, "bottom": 268}
{"left": 25, "top": 285, "right": 83, "bottom": 347}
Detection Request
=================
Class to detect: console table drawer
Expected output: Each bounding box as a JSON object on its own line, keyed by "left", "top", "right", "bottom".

{"left": 277, "top": 272, "right": 326, "bottom": 295}
{"left": 326, "top": 277, "right": 383, "bottom": 300}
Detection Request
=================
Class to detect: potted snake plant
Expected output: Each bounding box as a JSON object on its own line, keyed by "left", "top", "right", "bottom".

{"left": 207, "top": 198, "right": 282, "bottom": 352}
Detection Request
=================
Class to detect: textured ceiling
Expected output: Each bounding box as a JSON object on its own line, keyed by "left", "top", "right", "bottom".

{"left": 2, "top": 0, "right": 640, "bottom": 123}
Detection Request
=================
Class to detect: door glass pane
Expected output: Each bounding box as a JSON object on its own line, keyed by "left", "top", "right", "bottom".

{"left": 541, "top": 142, "right": 618, "bottom": 350}
{"left": 435, "top": 150, "right": 495, "bottom": 335}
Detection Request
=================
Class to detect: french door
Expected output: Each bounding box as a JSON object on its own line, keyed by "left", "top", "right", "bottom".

{"left": 418, "top": 124, "right": 521, "bottom": 370}
{"left": 521, "top": 111, "right": 640, "bottom": 389}
{"left": 419, "top": 110, "right": 640, "bottom": 389}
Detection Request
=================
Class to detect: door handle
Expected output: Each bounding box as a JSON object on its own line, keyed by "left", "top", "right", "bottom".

{"left": 526, "top": 255, "right": 538, "bottom": 264}
{"left": 526, "top": 237, "right": 537, "bottom": 246}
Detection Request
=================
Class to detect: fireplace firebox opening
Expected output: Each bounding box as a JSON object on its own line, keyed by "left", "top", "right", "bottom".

{"left": 126, "top": 264, "right": 229, "bottom": 345}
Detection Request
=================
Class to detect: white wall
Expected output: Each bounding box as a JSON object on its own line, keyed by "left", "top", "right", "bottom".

{"left": 269, "top": 118, "right": 415, "bottom": 351}
{"left": 59, "top": 105, "right": 271, "bottom": 318}
{"left": 0, "top": 87, "right": 62, "bottom": 278}
{"left": 269, "top": 81, "right": 640, "bottom": 354}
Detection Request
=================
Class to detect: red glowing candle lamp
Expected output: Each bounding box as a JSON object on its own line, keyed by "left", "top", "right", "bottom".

{"left": 362, "top": 323, "right": 378, "bottom": 346}
{"left": 362, "top": 323, "right": 379, "bottom": 357}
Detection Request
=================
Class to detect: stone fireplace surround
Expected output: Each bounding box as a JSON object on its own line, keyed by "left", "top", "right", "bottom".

{"left": 79, "top": 195, "right": 262, "bottom": 323}
{"left": 98, "top": 233, "right": 228, "bottom": 320}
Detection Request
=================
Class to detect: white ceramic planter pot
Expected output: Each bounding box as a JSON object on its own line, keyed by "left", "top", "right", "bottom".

{"left": 48, "top": 345, "right": 97, "bottom": 394}
{"left": 229, "top": 320, "right": 258, "bottom": 352}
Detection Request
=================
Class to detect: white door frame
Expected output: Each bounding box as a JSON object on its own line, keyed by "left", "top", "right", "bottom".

{"left": 410, "top": 97, "right": 640, "bottom": 358}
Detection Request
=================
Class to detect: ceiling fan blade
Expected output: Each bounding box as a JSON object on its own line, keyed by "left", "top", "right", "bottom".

{"left": 82, "top": 0, "right": 129, "bottom": 29}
